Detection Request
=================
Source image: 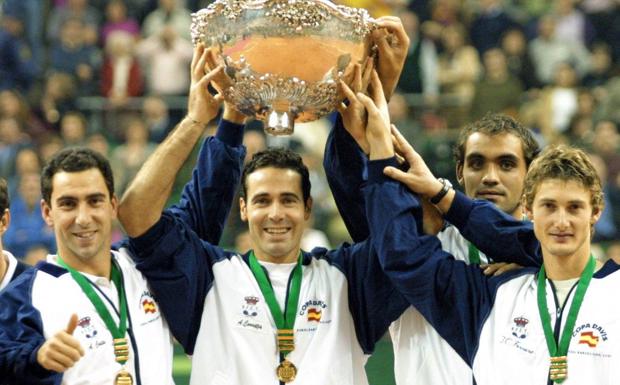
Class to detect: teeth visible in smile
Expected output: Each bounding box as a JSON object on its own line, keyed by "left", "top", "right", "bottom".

{"left": 266, "top": 228, "right": 288, "bottom": 234}
{"left": 76, "top": 232, "right": 95, "bottom": 239}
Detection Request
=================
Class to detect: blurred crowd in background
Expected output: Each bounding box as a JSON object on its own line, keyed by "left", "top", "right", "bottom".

{"left": 2, "top": 0, "right": 620, "bottom": 266}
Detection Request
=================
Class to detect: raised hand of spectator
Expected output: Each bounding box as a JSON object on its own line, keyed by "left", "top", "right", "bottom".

{"left": 187, "top": 44, "right": 224, "bottom": 127}
{"left": 36, "top": 314, "right": 84, "bottom": 372}
{"left": 372, "top": 16, "right": 410, "bottom": 102}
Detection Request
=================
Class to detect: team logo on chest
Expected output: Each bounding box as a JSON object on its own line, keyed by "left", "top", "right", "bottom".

{"left": 297, "top": 299, "right": 330, "bottom": 329}
{"left": 242, "top": 296, "right": 260, "bottom": 317}
{"left": 78, "top": 316, "right": 98, "bottom": 339}
{"left": 140, "top": 291, "right": 158, "bottom": 315}
{"left": 307, "top": 308, "right": 322, "bottom": 322}
{"left": 236, "top": 295, "right": 265, "bottom": 331}
{"left": 138, "top": 291, "right": 162, "bottom": 326}
{"left": 77, "top": 316, "right": 106, "bottom": 350}
{"left": 573, "top": 323, "right": 608, "bottom": 349}
{"left": 511, "top": 316, "right": 529, "bottom": 339}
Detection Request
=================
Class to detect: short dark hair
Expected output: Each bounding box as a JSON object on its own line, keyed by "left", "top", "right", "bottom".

{"left": 41, "top": 147, "right": 115, "bottom": 205}
{"left": 0, "top": 177, "right": 9, "bottom": 214}
{"left": 240, "top": 147, "right": 311, "bottom": 206}
{"left": 453, "top": 113, "right": 540, "bottom": 168}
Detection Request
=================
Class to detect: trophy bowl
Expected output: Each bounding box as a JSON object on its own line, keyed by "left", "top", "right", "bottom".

{"left": 191, "top": 0, "right": 376, "bottom": 135}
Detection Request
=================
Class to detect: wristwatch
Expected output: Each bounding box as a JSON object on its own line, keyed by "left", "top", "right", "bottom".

{"left": 429, "top": 178, "right": 452, "bottom": 205}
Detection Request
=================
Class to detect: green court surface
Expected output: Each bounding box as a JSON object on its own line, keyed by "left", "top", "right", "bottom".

{"left": 172, "top": 338, "right": 396, "bottom": 385}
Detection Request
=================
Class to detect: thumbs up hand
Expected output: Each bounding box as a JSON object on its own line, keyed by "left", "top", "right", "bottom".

{"left": 37, "top": 314, "right": 85, "bottom": 372}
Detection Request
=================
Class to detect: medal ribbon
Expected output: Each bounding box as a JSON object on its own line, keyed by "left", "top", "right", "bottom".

{"left": 537, "top": 255, "right": 596, "bottom": 383}
{"left": 468, "top": 242, "right": 481, "bottom": 265}
{"left": 248, "top": 251, "right": 302, "bottom": 357}
{"left": 57, "top": 256, "right": 129, "bottom": 365}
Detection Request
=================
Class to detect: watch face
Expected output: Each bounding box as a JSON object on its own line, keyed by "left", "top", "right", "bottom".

{"left": 439, "top": 178, "right": 453, "bottom": 188}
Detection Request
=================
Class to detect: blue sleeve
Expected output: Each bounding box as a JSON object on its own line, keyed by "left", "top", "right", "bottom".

{"left": 323, "top": 114, "right": 369, "bottom": 242}
{"left": 0, "top": 270, "right": 61, "bottom": 385}
{"left": 445, "top": 190, "right": 542, "bottom": 267}
{"left": 166, "top": 119, "right": 246, "bottom": 245}
{"left": 127, "top": 212, "right": 227, "bottom": 355}
{"left": 325, "top": 158, "right": 411, "bottom": 354}
{"left": 363, "top": 165, "right": 526, "bottom": 366}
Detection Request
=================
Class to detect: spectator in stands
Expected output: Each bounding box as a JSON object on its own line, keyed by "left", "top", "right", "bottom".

{"left": 110, "top": 117, "right": 156, "bottom": 195}
{"left": 38, "top": 134, "right": 64, "bottom": 164}
{"left": 567, "top": 114, "right": 594, "bottom": 150}
{"left": 0, "top": 9, "right": 38, "bottom": 92}
{"left": 529, "top": 15, "right": 590, "bottom": 85}
{"left": 588, "top": 152, "right": 618, "bottom": 241}
{"left": 3, "top": 172, "right": 56, "bottom": 259}
{"left": 0, "top": 118, "right": 31, "bottom": 179}
{"left": 592, "top": 120, "right": 620, "bottom": 235}
{"left": 142, "top": 95, "right": 173, "bottom": 142}
{"left": 142, "top": 0, "right": 192, "bottom": 41}
{"left": 59, "top": 111, "right": 88, "bottom": 147}
{"left": 591, "top": 120, "right": 620, "bottom": 186}
{"left": 501, "top": 28, "right": 540, "bottom": 90}
{"left": 8, "top": 147, "right": 41, "bottom": 195}
{"left": 47, "top": 0, "right": 100, "bottom": 45}
{"left": 538, "top": 62, "right": 580, "bottom": 142}
{"left": 583, "top": 42, "right": 614, "bottom": 89}
{"left": 2, "top": 0, "right": 46, "bottom": 65}
{"left": 470, "top": 48, "right": 523, "bottom": 120}
{"left": 36, "top": 73, "right": 77, "bottom": 130}
{"left": 396, "top": 10, "right": 439, "bottom": 103}
{"left": 101, "top": 0, "right": 140, "bottom": 45}
{"left": 429, "top": 0, "right": 461, "bottom": 27}
{"left": 136, "top": 24, "right": 193, "bottom": 95}
{"left": 600, "top": 75, "right": 620, "bottom": 124}
{"left": 50, "top": 17, "right": 101, "bottom": 96}
{"left": 101, "top": 31, "right": 143, "bottom": 104}
{"left": 469, "top": 0, "right": 518, "bottom": 54}
{"left": 552, "top": 0, "right": 595, "bottom": 46}
{"left": 0, "top": 89, "right": 47, "bottom": 140}
{"left": 86, "top": 132, "right": 111, "bottom": 157}
{"left": 242, "top": 129, "right": 267, "bottom": 165}
{"left": 437, "top": 23, "right": 481, "bottom": 125}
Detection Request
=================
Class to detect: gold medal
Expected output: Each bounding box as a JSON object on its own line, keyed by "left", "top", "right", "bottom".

{"left": 276, "top": 359, "right": 297, "bottom": 383}
{"left": 115, "top": 369, "right": 133, "bottom": 385}
{"left": 549, "top": 356, "right": 567, "bottom": 382}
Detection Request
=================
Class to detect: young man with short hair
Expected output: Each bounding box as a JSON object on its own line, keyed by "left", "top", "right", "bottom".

{"left": 0, "top": 148, "right": 175, "bottom": 384}
{"left": 379, "top": 140, "right": 617, "bottom": 384}
{"left": 324, "top": 109, "right": 541, "bottom": 384}
{"left": 0, "top": 177, "right": 29, "bottom": 292}
{"left": 118, "top": 68, "right": 411, "bottom": 384}
{"left": 0, "top": 46, "right": 241, "bottom": 385}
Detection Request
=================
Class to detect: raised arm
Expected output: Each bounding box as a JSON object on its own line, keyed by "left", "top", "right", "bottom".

{"left": 119, "top": 45, "right": 239, "bottom": 238}
{"left": 325, "top": 72, "right": 410, "bottom": 352}
{"left": 384, "top": 128, "right": 541, "bottom": 267}
{"left": 367, "top": 129, "right": 529, "bottom": 364}
{"left": 127, "top": 211, "right": 226, "bottom": 354}
{"left": 324, "top": 61, "right": 376, "bottom": 241}
{"left": 372, "top": 16, "right": 410, "bottom": 101}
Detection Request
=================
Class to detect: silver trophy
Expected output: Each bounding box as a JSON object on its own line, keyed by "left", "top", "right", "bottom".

{"left": 191, "top": 0, "right": 376, "bottom": 135}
